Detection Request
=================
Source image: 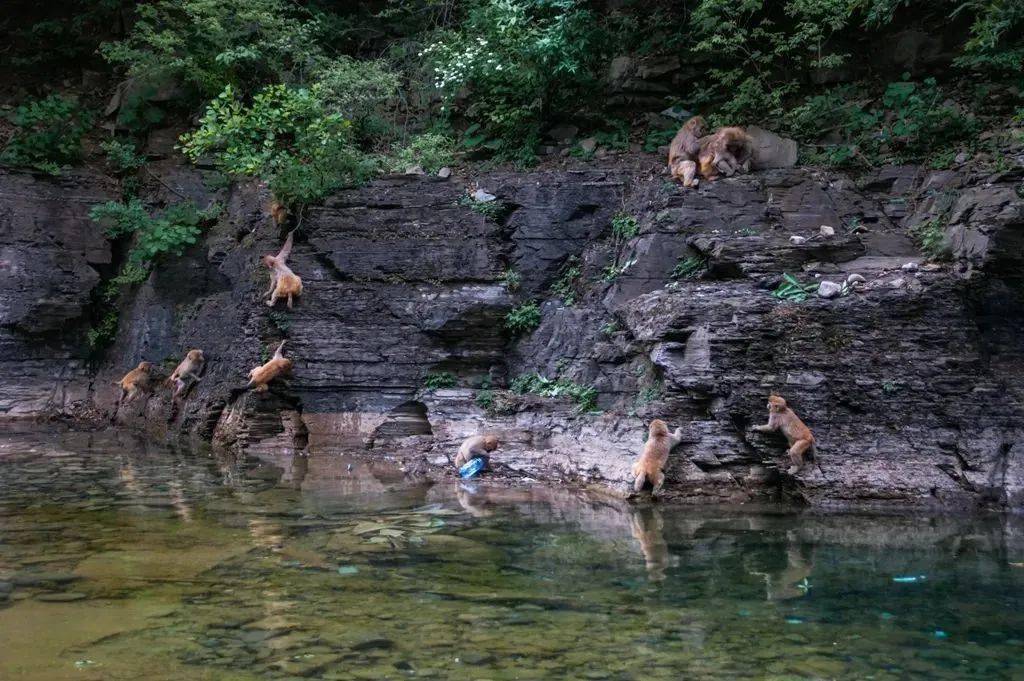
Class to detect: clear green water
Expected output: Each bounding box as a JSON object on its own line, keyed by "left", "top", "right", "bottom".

{"left": 1, "top": 430, "right": 1023, "bottom": 680}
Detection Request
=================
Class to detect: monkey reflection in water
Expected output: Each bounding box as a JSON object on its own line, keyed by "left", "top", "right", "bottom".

{"left": 629, "top": 505, "right": 679, "bottom": 582}
{"left": 747, "top": 531, "right": 814, "bottom": 600}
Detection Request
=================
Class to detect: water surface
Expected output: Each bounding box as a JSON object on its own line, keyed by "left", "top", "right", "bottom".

{"left": 1, "top": 429, "right": 1022, "bottom": 680}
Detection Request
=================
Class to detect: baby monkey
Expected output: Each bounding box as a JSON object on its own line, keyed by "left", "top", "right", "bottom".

{"left": 247, "top": 341, "right": 293, "bottom": 393}
{"left": 262, "top": 230, "right": 303, "bottom": 309}
{"left": 752, "top": 394, "right": 815, "bottom": 474}
{"left": 116, "top": 361, "right": 155, "bottom": 406}
{"left": 167, "top": 349, "right": 205, "bottom": 399}
{"left": 632, "top": 419, "right": 684, "bottom": 497}
{"left": 455, "top": 434, "right": 500, "bottom": 469}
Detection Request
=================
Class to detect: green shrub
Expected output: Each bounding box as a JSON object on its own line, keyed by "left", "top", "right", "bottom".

{"left": 953, "top": 0, "right": 1024, "bottom": 74}
{"left": 423, "top": 0, "right": 600, "bottom": 161}
{"left": 100, "top": 0, "right": 326, "bottom": 101}
{"left": 502, "top": 268, "right": 522, "bottom": 292}
{"left": 458, "top": 195, "right": 507, "bottom": 221}
{"left": 101, "top": 139, "right": 146, "bottom": 174}
{"left": 911, "top": 218, "right": 952, "bottom": 261}
{"left": 90, "top": 199, "right": 219, "bottom": 265}
{"left": 510, "top": 372, "right": 597, "bottom": 412}
{"left": 611, "top": 213, "right": 639, "bottom": 241}
{"left": 475, "top": 389, "right": 496, "bottom": 410}
{"left": 672, "top": 255, "right": 708, "bottom": 280}
{"left": 392, "top": 133, "right": 455, "bottom": 173}
{"left": 772, "top": 273, "right": 820, "bottom": 302}
{"left": 505, "top": 301, "right": 542, "bottom": 334}
{"left": 1, "top": 95, "right": 93, "bottom": 174}
{"left": 87, "top": 309, "right": 120, "bottom": 351}
{"left": 423, "top": 372, "right": 457, "bottom": 390}
{"left": 179, "top": 84, "right": 379, "bottom": 206}
{"left": 550, "top": 256, "right": 582, "bottom": 305}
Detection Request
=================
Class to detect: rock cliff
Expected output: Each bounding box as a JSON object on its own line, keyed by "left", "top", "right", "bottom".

{"left": 1, "top": 158, "right": 1021, "bottom": 511}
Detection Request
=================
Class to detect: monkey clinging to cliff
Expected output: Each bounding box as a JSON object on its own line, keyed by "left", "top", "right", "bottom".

{"left": 632, "top": 419, "right": 684, "bottom": 498}
{"left": 167, "top": 349, "right": 205, "bottom": 399}
{"left": 247, "top": 341, "right": 293, "bottom": 393}
{"left": 751, "top": 394, "right": 816, "bottom": 474}
{"left": 262, "top": 230, "right": 303, "bottom": 309}
{"left": 116, "top": 361, "right": 155, "bottom": 406}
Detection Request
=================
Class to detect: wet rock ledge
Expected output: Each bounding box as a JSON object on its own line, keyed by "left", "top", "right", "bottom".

{"left": 1, "top": 159, "right": 1021, "bottom": 511}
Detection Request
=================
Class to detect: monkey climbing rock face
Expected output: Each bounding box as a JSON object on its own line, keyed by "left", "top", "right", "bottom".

{"left": 751, "top": 394, "right": 816, "bottom": 474}
{"left": 631, "top": 419, "right": 684, "bottom": 498}
{"left": 263, "top": 231, "right": 303, "bottom": 309}
{"left": 167, "top": 350, "right": 205, "bottom": 399}
{"left": 116, "top": 361, "right": 155, "bottom": 406}
{"left": 247, "top": 341, "right": 293, "bottom": 393}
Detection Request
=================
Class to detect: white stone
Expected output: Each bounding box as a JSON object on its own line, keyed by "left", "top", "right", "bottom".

{"left": 405, "top": 165, "right": 425, "bottom": 175}
{"left": 437, "top": 166, "right": 452, "bottom": 179}
{"left": 579, "top": 137, "right": 598, "bottom": 153}
{"left": 901, "top": 262, "right": 919, "bottom": 272}
{"left": 846, "top": 273, "right": 866, "bottom": 284}
{"left": 890, "top": 278, "right": 906, "bottom": 289}
{"left": 819, "top": 225, "right": 835, "bottom": 238}
{"left": 471, "top": 188, "right": 496, "bottom": 203}
{"left": 818, "top": 281, "right": 843, "bottom": 298}
{"left": 789, "top": 235, "right": 807, "bottom": 245}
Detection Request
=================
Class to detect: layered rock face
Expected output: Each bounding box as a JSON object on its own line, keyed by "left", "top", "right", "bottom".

{"left": 2, "top": 159, "right": 1021, "bottom": 510}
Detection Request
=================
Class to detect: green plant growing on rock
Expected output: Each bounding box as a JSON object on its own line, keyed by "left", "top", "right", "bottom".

{"left": 1, "top": 95, "right": 93, "bottom": 174}
{"left": 672, "top": 254, "right": 708, "bottom": 280}
{"left": 601, "top": 258, "right": 636, "bottom": 283}
{"left": 550, "top": 256, "right": 582, "bottom": 305}
{"left": 772, "top": 273, "right": 819, "bottom": 302}
{"left": 510, "top": 372, "right": 597, "bottom": 413}
{"left": 423, "top": 372, "right": 457, "bottom": 390}
{"left": 392, "top": 133, "right": 455, "bottom": 174}
{"left": 505, "top": 302, "right": 542, "bottom": 334}
{"left": 458, "top": 195, "right": 507, "bottom": 221}
{"left": 101, "top": 139, "right": 147, "bottom": 174}
{"left": 179, "top": 84, "right": 379, "bottom": 207}
{"left": 601, "top": 320, "right": 620, "bottom": 335}
{"left": 502, "top": 268, "right": 522, "bottom": 292}
{"left": 911, "top": 218, "right": 952, "bottom": 261}
{"left": 268, "top": 311, "right": 291, "bottom": 333}
{"left": 475, "top": 389, "right": 495, "bottom": 411}
{"left": 90, "top": 199, "right": 219, "bottom": 266}
{"left": 87, "top": 309, "right": 120, "bottom": 351}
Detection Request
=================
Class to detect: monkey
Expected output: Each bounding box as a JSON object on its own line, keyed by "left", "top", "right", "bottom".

{"left": 667, "top": 116, "right": 706, "bottom": 188}
{"left": 115, "top": 361, "right": 155, "bottom": 406}
{"left": 631, "top": 419, "right": 684, "bottom": 497}
{"left": 247, "top": 340, "right": 292, "bottom": 393}
{"left": 454, "top": 434, "right": 499, "bottom": 469}
{"left": 698, "top": 126, "right": 753, "bottom": 181}
{"left": 167, "top": 349, "right": 205, "bottom": 399}
{"left": 262, "top": 230, "right": 303, "bottom": 309}
{"left": 751, "top": 394, "right": 816, "bottom": 474}
{"left": 269, "top": 199, "right": 288, "bottom": 226}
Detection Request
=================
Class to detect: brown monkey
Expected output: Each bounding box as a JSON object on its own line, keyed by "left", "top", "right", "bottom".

{"left": 247, "top": 341, "right": 293, "bottom": 393}
{"left": 116, "top": 361, "right": 155, "bottom": 405}
{"left": 269, "top": 199, "right": 288, "bottom": 226}
{"left": 667, "top": 116, "right": 706, "bottom": 188}
{"left": 262, "top": 230, "right": 303, "bottom": 309}
{"left": 751, "top": 394, "right": 815, "bottom": 474}
{"left": 698, "top": 126, "right": 753, "bottom": 181}
{"left": 455, "top": 434, "right": 499, "bottom": 468}
{"left": 167, "top": 349, "right": 205, "bottom": 399}
{"left": 631, "top": 419, "right": 684, "bottom": 497}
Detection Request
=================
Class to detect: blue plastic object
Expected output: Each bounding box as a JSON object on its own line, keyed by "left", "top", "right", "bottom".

{"left": 892, "top": 575, "right": 927, "bottom": 583}
{"left": 459, "top": 457, "right": 487, "bottom": 479}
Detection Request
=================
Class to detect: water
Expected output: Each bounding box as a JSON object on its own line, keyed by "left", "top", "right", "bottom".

{"left": 1, "top": 430, "right": 1023, "bottom": 680}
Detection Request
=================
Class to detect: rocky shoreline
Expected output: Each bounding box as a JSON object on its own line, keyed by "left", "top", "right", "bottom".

{"left": 2, "top": 156, "right": 1021, "bottom": 511}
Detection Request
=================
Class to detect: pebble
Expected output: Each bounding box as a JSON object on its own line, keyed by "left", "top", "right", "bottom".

{"left": 819, "top": 225, "right": 835, "bottom": 237}
{"left": 901, "top": 262, "right": 919, "bottom": 272}
{"left": 846, "top": 273, "right": 866, "bottom": 284}
{"left": 404, "top": 165, "right": 425, "bottom": 176}
{"left": 789, "top": 235, "right": 807, "bottom": 245}
{"left": 351, "top": 637, "right": 394, "bottom": 651}
{"left": 471, "top": 188, "right": 496, "bottom": 203}
{"left": 818, "top": 281, "right": 843, "bottom": 299}
{"left": 436, "top": 167, "right": 452, "bottom": 179}
{"left": 890, "top": 278, "right": 906, "bottom": 289}
{"left": 459, "top": 651, "right": 496, "bottom": 665}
